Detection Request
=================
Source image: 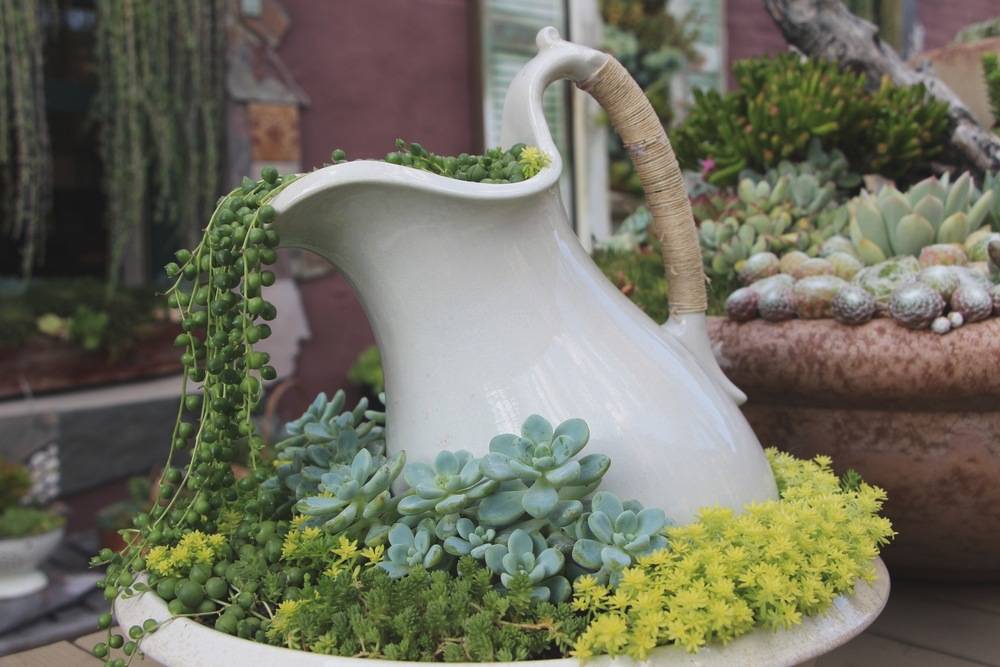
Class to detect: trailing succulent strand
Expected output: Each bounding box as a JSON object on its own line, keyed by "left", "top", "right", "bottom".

{"left": 87, "top": 165, "right": 296, "bottom": 666}
{"left": 0, "top": 0, "right": 52, "bottom": 276}
{"left": 93, "top": 0, "right": 227, "bottom": 285}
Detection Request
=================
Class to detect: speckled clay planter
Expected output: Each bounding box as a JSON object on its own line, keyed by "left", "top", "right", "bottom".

{"left": 114, "top": 560, "right": 888, "bottom": 667}
{"left": 708, "top": 316, "right": 1000, "bottom": 581}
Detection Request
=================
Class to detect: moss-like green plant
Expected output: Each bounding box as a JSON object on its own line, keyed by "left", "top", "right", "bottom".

{"left": 94, "top": 0, "right": 226, "bottom": 284}
{"left": 0, "top": 457, "right": 31, "bottom": 511}
{"left": 0, "top": 506, "right": 64, "bottom": 539}
{"left": 592, "top": 242, "right": 732, "bottom": 322}
{"left": 347, "top": 345, "right": 384, "bottom": 395}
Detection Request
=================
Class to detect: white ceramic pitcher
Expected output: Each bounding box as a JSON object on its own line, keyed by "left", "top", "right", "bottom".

{"left": 271, "top": 28, "right": 776, "bottom": 523}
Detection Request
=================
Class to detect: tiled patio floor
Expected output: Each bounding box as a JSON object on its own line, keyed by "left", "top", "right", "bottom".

{"left": 1, "top": 577, "right": 998, "bottom": 666}
{"left": 818, "top": 578, "right": 1000, "bottom": 667}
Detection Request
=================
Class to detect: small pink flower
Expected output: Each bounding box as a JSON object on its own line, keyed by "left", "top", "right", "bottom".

{"left": 700, "top": 158, "right": 716, "bottom": 176}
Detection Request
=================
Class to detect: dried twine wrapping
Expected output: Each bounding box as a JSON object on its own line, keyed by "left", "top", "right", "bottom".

{"left": 580, "top": 57, "right": 708, "bottom": 315}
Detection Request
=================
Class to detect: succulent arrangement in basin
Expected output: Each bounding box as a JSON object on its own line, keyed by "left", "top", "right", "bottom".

{"left": 88, "top": 149, "right": 894, "bottom": 666}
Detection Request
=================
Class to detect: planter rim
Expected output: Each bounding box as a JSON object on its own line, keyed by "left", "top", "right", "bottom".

{"left": 707, "top": 316, "right": 1000, "bottom": 404}
{"left": 115, "top": 558, "right": 889, "bottom": 667}
{"left": 0, "top": 526, "right": 64, "bottom": 547}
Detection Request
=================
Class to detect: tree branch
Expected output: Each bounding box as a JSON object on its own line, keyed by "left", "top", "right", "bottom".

{"left": 763, "top": 0, "right": 1000, "bottom": 173}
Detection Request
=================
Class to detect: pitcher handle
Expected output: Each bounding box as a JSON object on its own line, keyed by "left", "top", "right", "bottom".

{"left": 576, "top": 52, "right": 707, "bottom": 320}
{"left": 527, "top": 29, "right": 746, "bottom": 403}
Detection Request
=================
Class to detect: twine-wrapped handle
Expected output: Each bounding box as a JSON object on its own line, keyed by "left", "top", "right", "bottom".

{"left": 579, "top": 58, "right": 707, "bottom": 316}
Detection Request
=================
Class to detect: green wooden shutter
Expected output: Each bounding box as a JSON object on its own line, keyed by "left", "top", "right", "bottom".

{"left": 480, "top": 0, "right": 568, "bottom": 159}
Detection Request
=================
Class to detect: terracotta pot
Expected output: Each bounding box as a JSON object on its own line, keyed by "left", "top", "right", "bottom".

{"left": 708, "top": 316, "right": 1000, "bottom": 581}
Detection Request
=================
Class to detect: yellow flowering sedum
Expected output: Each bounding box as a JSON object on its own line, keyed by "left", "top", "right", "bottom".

{"left": 280, "top": 526, "right": 382, "bottom": 581}
{"left": 519, "top": 146, "right": 550, "bottom": 178}
{"left": 146, "top": 531, "right": 227, "bottom": 577}
{"left": 571, "top": 449, "right": 894, "bottom": 659}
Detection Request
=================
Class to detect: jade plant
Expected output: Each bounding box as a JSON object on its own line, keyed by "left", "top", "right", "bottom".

{"left": 674, "top": 53, "right": 951, "bottom": 185}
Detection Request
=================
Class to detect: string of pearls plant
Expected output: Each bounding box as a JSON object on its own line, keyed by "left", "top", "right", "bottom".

{"left": 88, "top": 165, "right": 295, "bottom": 665}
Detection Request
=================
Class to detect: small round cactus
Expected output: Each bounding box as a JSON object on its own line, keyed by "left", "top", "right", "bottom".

{"left": 988, "top": 237, "right": 1000, "bottom": 271}
{"left": 918, "top": 243, "right": 967, "bottom": 267}
{"left": 749, "top": 273, "right": 794, "bottom": 296}
{"left": 791, "top": 257, "right": 835, "bottom": 280}
{"left": 738, "top": 251, "right": 780, "bottom": 285}
{"left": 889, "top": 283, "right": 944, "bottom": 330}
{"left": 779, "top": 250, "right": 809, "bottom": 275}
{"left": 931, "top": 316, "right": 951, "bottom": 335}
{"left": 917, "top": 266, "right": 959, "bottom": 300}
{"left": 725, "top": 287, "right": 759, "bottom": 321}
{"left": 827, "top": 252, "right": 863, "bottom": 280}
{"left": 793, "top": 275, "right": 848, "bottom": 319}
{"left": 831, "top": 285, "right": 876, "bottom": 325}
{"left": 950, "top": 284, "right": 993, "bottom": 323}
{"left": 758, "top": 285, "right": 797, "bottom": 321}
{"left": 948, "top": 311, "right": 965, "bottom": 328}
{"left": 853, "top": 256, "right": 920, "bottom": 314}
{"left": 818, "top": 236, "right": 856, "bottom": 258}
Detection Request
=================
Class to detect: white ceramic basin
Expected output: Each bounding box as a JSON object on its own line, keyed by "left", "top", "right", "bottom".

{"left": 114, "top": 558, "right": 888, "bottom": 667}
{"left": 0, "top": 528, "right": 63, "bottom": 599}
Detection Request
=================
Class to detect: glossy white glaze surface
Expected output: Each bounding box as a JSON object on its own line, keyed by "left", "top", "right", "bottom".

{"left": 270, "top": 30, "right": 775, "bottom": 523}
{"left": 115, "top": 559, "right": 889, "bottom": 667}
{"left": 0, "top": 528, "right": 62, "bottom": 599}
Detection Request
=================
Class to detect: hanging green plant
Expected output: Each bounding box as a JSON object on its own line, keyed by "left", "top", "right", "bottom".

{"left": 0, "top": 0, "right": 52, "bottom": 276}
{"left": 93, "top": 0, "right": 226, "bottom": 285}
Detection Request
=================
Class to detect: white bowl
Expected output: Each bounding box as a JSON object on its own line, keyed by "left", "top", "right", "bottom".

{"left": 115, "top": 558, "right": 888, "bottom": 667}
{"left": 0, "top": 527, "right": 64, "bottom": 599}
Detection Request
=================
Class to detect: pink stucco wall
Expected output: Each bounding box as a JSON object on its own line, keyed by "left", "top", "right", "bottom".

{"left": 725, "top": 0, "right": 1000, "bottom": 88}
{"left": 277, "top": 0, "right": 478, "bottom": 168}
{"left": 274, "top": 0, "right": 479, "bottom": 417}
{"left": 917, "top": 0, "right": 998, "bottom": 50}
